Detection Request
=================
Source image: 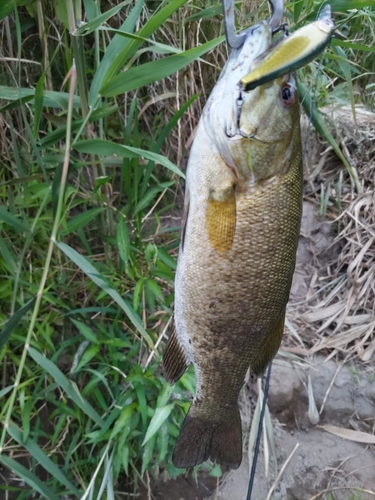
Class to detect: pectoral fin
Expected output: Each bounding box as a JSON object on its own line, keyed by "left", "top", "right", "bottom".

{"left": 251, "top": 308, "right": 286, "bottom": 376}
{"left": 163, "top": 325, "right": 190, "bottom": 384}
{"left": 206, "top": 186, "right": 236, "bottom": 254}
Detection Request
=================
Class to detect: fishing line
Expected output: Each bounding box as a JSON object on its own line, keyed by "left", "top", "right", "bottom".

{"left": 246, "top": 362, "right": 272, "bottom": 500}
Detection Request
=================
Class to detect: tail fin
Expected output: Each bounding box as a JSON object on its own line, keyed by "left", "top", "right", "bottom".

{"left": 172, "top": 404, "right": 242, "bottom": 469}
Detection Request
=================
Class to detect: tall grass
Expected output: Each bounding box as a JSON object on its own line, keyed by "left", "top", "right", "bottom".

{"left": 0, "top": 0, "right": 374, "bottom": 498}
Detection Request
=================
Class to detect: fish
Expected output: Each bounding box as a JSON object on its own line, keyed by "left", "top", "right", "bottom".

{"left": 163, "top": 0, "right": 334, "bottom": 470}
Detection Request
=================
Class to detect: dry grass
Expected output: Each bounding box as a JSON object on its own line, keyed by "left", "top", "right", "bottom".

{"left": 286, "top": 105, "right": 375, "bottom": 364}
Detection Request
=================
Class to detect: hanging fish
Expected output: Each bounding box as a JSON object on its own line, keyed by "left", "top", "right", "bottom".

{"left": 163, "top": 0, "right": 335, "bottom": 469}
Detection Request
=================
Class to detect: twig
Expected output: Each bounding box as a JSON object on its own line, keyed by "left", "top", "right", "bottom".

{"left": 319, "top": 359, "right": 345, "bottom": 414}
{"left": 265, "top": 443, "right": 300, "bottom": 500}
{"left": 144, "top": 315, "right": 173, "bottom": 368}
{"left": 308, "top": 486, "right": 375, "bottom": 499}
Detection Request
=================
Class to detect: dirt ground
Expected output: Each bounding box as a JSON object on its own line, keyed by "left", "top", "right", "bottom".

{"left": 210, "top": 355, "right": 375, "bottom": 500}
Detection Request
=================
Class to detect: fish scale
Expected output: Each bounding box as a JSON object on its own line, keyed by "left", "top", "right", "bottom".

{"left": 162, "top": 1, "right": 333, "bottom": 469}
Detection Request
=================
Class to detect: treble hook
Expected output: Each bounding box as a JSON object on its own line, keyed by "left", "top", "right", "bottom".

{"left": 268, "top": 0, "right": 284, "bottom": 32}
{"left": 223, "top": 0, "right": 285, "bottom": 49}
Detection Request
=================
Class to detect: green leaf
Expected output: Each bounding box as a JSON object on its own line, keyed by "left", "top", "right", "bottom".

{"left": 96, "top": 27, "right": 182, "bottom": 55}
{"left": 0, "top": 235, "right": 17, "bottom": 274}
{"left": 0, "top": 85, "right": 81, "bottom": 109}
{"left": 0, "top": 298, "right": 36, "bottom": 350}
{"left": 0, "top": 455, "right": 60, "bottom": 500}
{"left": 133, "top": 279, "right": 144, "bottom": 311}
{"left": 142, "top": 404, "right": 174, "bottom": 445}
{"left": 121, "top": 445, "right": 130, "bottom": 475}
{"left": 134, "top": 382, "right": 147, "bottom": 429}
{"left": 329, "top": 0, "right": 375, "bottom": 9}
{"left": 82, "top": 0, "right": 99, "bottom": 20}
{"left": 0, "top": 206, "right": 30, "bottom": 233}
{"left": 298, "top": 80, "right": 361, "bottom": 192}
{"left": 98, "top": 0, "right": 187, "bottom": 93}
{"left": 134, "top": 182, "right": 174, "bottom": 214}
{"left": 293, "top": 0, "right": 304, "bottom": 23}
{"left": 75, "top": 344, "right": 101, "bottom": 372}
{"left": 0, "top": 95, "right": 34, "bottom": 113}
{"left": 27, "top": 347, "right": 104, "bottom": 426}
{"left": 89, "top": 0, "right": 145, "bottom": 106}
{"left": 156, "top": 383, "right": 175, "bottom": 408}
{"left": 33, "top": 74, "right": 45, "bottom": 138}
{"left": 74, "top": 0, "right": 131, "bottom": 35}
{"left": 156, "top": 423, "right": 169, "bottom": 463}
{"left": 145, "top": 278, "right": 164, "bottom": 302}
{"left": 100, "top": 35, "right": 224, "bottom": 96}
{"left": 22, "top": 397, "right": 33, "bottom": 442}
{"left": 331, "top": 38, "right": 375, "bottom": 53}
{"left": 0, "top": 385, "right": 14, "bottom": 398}
{"left": 186, "top": 5, "right": 222, "bottom": 21}
{"left": 70, "top": 318, "right": 99, "bottom": 344}
{"left": 141, "top": 433, "right": 156, "bottom": 475}
{"left": 179, "top": 368, "right": 196, "bottom": 396}
{"left": 7, "top": 422, "right": 81, "bottom": 497}
{"left": 63, "top": 207, "right": 104, "bottom": 235}
{"left": 209, "top": 464, "right": 222, "bottom": 477}
{"left": 55, "top": 0, "right": 68, "bottom": 28}
{"left": 0, "top": 0, "right": 27, "bottom": 21}
{"left": 40, "top": 104, "right": 117, "bottom": 147}
{"left": 332, "top": 45, "right": 356, "bottom": 120}
{"left": 117, "top": 218, "right": 131, "bottom": 264}
{"left": 56, "top": 242, "right": 156, "bottom": 352}
{"left": 157, "top": 248, "right": 177, "bottom": 271}
{"left": 109, "top": 404, "right": 135, "bottom": 440}
{"left": 74, "top": 139, "right": 185, "bottom": 178}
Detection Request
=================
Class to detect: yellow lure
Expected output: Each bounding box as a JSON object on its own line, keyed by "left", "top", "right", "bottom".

{"left": 241, "top": 18, "right": 335, "bottom": 91}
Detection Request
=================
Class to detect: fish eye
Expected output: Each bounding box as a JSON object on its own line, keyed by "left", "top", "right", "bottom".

{"left": 280, "top": 82, "right": 296, "bottom": 107}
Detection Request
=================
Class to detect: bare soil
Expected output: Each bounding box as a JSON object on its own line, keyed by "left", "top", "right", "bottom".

{"left": 211, "top": 356, "right": 375, "bottom": 500}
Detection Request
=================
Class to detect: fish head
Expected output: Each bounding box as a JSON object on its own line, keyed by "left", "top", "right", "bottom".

{"left": 203, "top": 21, "right": 300, "bottom": 184}
{"left": 229, "top": 72, "right": 300, "bottom": 182}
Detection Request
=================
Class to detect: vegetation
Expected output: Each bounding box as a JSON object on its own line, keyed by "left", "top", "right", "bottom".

{"left": 0, "top": 0, "right": 374, "bottom": 498}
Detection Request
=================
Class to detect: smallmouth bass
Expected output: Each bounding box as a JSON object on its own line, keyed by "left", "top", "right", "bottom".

{"left": 163, "top": 2, "right": 333, "bottom": 470}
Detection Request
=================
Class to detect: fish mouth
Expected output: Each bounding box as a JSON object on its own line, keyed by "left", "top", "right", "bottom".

{"left": 225, "top": 128, "right": 283, "bottom": 145}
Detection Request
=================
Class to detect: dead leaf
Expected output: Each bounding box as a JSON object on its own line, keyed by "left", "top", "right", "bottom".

{"left": 318, "top": 424, "right": 375, "bottom": 444}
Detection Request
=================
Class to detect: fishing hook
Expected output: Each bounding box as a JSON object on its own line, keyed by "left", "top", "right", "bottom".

{"left": 223, "top": 0, "right": 285, "bottom": 49}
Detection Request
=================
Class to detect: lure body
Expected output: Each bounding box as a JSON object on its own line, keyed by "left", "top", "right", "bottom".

{"left": 241, "top": 16, "right": 335, "bottom": 91}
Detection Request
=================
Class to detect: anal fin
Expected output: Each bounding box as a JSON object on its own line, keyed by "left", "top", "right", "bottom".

{"left": 163, "top": 325, "right": 190, "bottom": 384}
{"left": 251, "top": 308, "right": 286, "bottom": 376}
